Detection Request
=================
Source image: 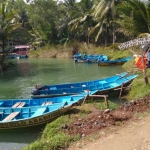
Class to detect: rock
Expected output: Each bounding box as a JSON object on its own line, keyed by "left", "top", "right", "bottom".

{"left": 62, "top": 124, "right": 68, "bottom": 129}
{"left": 104, "top": 109, "right": 111, "bottom": 113}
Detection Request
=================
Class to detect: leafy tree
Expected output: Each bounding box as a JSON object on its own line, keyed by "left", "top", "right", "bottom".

{"left": 68, "top": 0, "right": 96, "bottom": 44}
{"left": 0, "top": 0, "right": 21, "bottom": 69}
{"left": 7, "top": 0, "right": 32, "bottom": 45}
{"left": 116, "top": 0, "right": 150, "bottom": 39}
{"left": 56, "top": 0, "right": 79, "bottom": 44}
{"left": 89, "top": 0, "right": 117, "bottom": 46}
{"left": 27, "top": 0, "right": 59, "bottom": 44}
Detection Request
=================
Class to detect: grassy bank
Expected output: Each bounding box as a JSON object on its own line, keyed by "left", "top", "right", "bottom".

{"left": 24, "top": 43, "right": 150, "bottom": 150}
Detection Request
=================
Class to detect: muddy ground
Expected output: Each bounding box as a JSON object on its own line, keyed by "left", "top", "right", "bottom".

{"left": 62, "top": 95, "right": 150, "bottom": 137}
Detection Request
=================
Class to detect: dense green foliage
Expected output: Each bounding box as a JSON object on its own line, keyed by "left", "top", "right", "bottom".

{"left": 0, "top": 0, "right": 150, "bottom": 49}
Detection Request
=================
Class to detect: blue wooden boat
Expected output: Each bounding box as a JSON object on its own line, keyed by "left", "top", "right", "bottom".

{"left": 73, "top": 53, "right": 82, "bottom": 58}
{"left": 0, "top": 95, "right": 85, "bottom": 130}
{"left": 31, "top": 72, "right": 128, "bottom": 98}
{"left": 31, "top": 73, "right": 138, "bottom": 99}
{"left": 96, "top": 74, "right": 138, "bottom": 94}
{"left": 7, "top": 53, "right": 28, "bottom": 59}
{"left": 98, "top": 56, "right": 133, "bottom": 66}
{"left": 74, "top": 54, "right": 108, "bottom": 63}
{"left": 85, "top": 54, "right": 108, "bottom": 63}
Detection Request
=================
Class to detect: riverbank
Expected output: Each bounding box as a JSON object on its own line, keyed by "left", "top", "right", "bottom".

{"left": 28, "top": 43, "right": 134, "bottom": 59}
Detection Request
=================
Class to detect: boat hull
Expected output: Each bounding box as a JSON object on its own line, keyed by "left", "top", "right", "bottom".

{"left": 0, "top": 105, "right": 72, "bottom": 131}
{"left": 98, "top": 61, "right": 125, "bottom": 66}
{"left": 98, "top": 57, "right": 133, "bottom": 66}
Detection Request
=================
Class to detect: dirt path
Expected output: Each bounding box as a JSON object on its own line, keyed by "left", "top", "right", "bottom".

{"left": 68, "top": 115, "right": 150, "bottom": 150}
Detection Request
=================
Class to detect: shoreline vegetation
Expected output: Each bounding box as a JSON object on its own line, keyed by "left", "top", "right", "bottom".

{"left": 28, "top": 43, "right": 134, "bottom": 59}
{"left": 22, "top": 44, "right": 150, "bottom": 150}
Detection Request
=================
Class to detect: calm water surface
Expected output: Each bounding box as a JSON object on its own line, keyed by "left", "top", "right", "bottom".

{"left": 0, "top": 58, "right": 125, "bottom": 149}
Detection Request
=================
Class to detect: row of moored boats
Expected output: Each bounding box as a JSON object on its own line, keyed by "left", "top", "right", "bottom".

{"left": 73, "top": 53, "right": 133, "bottom": 66}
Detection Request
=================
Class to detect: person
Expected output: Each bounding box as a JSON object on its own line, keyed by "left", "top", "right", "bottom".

{"left": 147, "top": 49, "right": 150, "bottom": 68}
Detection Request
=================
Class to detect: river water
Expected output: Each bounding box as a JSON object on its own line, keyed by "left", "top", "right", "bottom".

{"left": 0, "top": 58, "right": 125, "bottom": 150}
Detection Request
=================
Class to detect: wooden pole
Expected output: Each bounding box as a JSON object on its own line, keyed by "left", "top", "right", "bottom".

{"left": 119, "top": 83, "right": 124, "bottom": 98}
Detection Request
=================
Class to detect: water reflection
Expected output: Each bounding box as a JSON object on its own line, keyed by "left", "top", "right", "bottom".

{"left": 0, "top": 132, "right": 39, "bottom": 150}
{"left": 0, "top": 132, "right": 39, "bottom": 143}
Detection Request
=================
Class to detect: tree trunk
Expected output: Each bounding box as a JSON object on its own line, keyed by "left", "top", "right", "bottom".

{"left": 0, "top": 38, "right": 6, "bottom": 70}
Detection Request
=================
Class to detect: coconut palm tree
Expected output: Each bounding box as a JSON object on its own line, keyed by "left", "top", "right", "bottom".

{"left": 89, "top": 0, "right": 117, "bottom": 47}
{"left": 0, "top": 0, "right": 20, "bottom": 70}
{"left": 68, "top": 0, "right": 95, "bottom": 44}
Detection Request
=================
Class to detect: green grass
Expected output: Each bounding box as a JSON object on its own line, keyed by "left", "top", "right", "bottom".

{"left": 24, "top": 115, "right": 80, "bottom": 150}
{"left": 92, "top": 99, "right": 119, "bottom": 110}
{"left": 127, "top": 81, "right": 150, "bottom": 100}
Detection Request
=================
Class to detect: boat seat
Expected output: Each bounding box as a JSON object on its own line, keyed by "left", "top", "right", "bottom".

{"left": 2, "top": 112, "right": 20, "bottom": 122}
{"left": 12, "top": 102, "right": 21, "bottom": 108}
{"left": 50, "top": 87, "right": 57, "bottom": 90}
{"left": 99, "top": 81, "right": 107, "bottom": 84}
{"left": 12, "top": 102, "right": 26, "bottom": 108}
{"left": 31, "top": 107, "right": 47, "bottom": 118}
{"left": 42, "top": 101, "right": 53, "bottom": 106}
{"left": 17, "top": 102, "right": 26, "bottom": 108}
{"left": 82, "top": 84, "right": 86, "bottom": 87}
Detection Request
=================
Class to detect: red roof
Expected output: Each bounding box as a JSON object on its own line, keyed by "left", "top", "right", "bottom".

{"left": 15, "top": 45, "right": 30, "bottom": 49}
